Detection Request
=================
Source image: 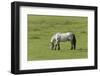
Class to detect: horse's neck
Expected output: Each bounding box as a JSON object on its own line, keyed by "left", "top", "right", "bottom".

{"left": 51, "top": 35, "right": 55, "bottom": 43}
{"left": 51, "top": 33, "right": 60, "bottom": 42}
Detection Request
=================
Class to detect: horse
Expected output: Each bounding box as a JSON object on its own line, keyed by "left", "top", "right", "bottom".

{"left": 50, "top": 32, "right": 76, "bottom": 50}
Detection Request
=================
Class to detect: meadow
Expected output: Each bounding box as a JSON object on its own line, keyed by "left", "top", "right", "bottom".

{"left": 28, "top": 15, "right": 88, "bottom": 61}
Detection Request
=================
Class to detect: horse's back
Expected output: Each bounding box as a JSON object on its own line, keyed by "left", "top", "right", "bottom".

{"left": 51, "top": 32, "right": 74, "bottom": 42}
{"left": 60, "top": 32, "right": 73, "bottom": 41}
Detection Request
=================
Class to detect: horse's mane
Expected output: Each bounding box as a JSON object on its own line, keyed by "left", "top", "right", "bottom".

{"left": 50, "top": 34, "right": 55, "bottom": 43}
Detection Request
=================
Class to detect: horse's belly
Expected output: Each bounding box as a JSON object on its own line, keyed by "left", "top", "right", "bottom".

{"left": 60, "top": 37, "right": 67, "bottom": 42}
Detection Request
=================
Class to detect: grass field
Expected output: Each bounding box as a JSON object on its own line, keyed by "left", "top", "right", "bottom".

{"left": 28, "top": 15, "right": 88, "bottom": 61}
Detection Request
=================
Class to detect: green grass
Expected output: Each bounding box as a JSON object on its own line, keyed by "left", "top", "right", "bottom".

{"left": 28, "top": 15, "right": 88, "bottom": 61}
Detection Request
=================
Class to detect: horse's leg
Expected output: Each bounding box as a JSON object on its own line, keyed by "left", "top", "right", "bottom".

{"left": 73, "top": 40, "right": 76, "bottom": 50}
{"left": 54, "top": 44, "right": 57, "bottom": 50}
{"left": 51, "top": 45, "right": 54, "bottom": 50}
{"left": 58, "top": 42, "right": 60, "bottom": 50}
{"left": 51, "top": 43, "right": 54, "bottom": 50}
{"left": 73, "top": 34, "right": 76, "bottom": 50}
{"left": 56, "top": 40, "right": 60, "bottom": 50}
{"left": 71, "top": 41, "right": 73, "bottom": 50}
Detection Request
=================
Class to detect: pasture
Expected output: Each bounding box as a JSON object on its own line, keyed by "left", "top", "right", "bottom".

{"left": 28, "top": 15, "right": 88, "bottom": 61}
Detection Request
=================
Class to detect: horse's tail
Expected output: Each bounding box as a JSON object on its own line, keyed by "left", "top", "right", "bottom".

{"left": 72, "top": 34, "right": 76, "bottom": 50}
